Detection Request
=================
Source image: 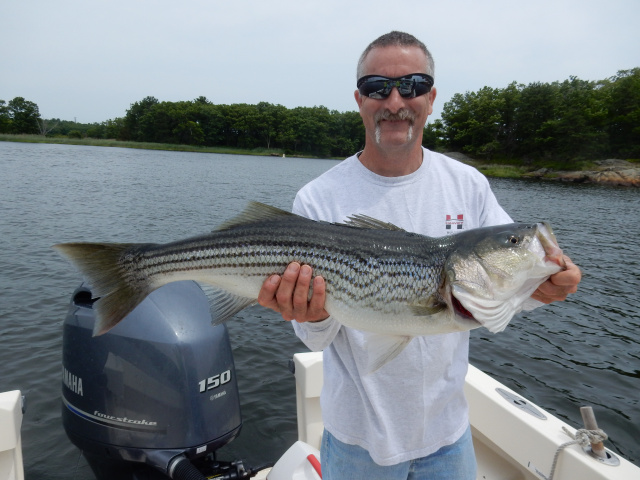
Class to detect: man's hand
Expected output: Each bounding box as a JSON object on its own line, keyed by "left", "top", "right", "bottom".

{"left": 531, "top": 255, "right": 581, "bottom": 304}
{"left": 258, "top": 262, "right": 330, "bottom": 322}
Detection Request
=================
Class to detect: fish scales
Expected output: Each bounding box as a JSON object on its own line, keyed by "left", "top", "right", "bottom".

{"left": 129, "top": 216, "right": 450, "bottom": 311}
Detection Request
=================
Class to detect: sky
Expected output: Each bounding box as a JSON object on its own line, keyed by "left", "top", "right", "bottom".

{"left": 1, "top": 0, "right": 638, "bottom": 124}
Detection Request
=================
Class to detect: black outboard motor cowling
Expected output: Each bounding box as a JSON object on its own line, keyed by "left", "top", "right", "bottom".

{"left": 61, "top": 281, "right": 243, "bottom": 479}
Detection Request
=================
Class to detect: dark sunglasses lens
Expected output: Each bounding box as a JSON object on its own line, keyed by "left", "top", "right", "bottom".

{"left": 358, "top": 74, "right": 432, "bottom": 99}
{"left": 412, "top": 80, "right": 432, "bottom": 97}
{"left": 359, "top": 78, "right": 391, "bottom": 99}
{"left": 396, "top": 80, "right": 416, "bottom": 97}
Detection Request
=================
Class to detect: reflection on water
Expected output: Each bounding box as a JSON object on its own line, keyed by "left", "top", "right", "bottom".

{"left": 0, "top": 142, "right": 638, "bottom": 478}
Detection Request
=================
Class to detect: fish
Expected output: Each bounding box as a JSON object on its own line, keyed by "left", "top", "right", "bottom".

{"left": 53, "top": 202, "right": 564, "bottom": 370}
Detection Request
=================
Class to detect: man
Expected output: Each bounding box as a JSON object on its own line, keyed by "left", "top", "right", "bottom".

{"left": 258, "top": 31, "right": 581, "bottom": 479}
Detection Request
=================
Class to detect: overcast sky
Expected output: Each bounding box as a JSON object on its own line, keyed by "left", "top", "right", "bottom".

{"left": 2, "top": 0, "right": 638, "bottom": 124}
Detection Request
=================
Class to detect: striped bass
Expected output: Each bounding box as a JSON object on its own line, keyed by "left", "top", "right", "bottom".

{"left": 54, "top": 202, "right": 564, "bottom": 369}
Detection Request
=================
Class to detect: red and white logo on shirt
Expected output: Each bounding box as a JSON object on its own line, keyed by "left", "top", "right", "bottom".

{"left": 445, "top": 214, "right": 464, "bottom": 230}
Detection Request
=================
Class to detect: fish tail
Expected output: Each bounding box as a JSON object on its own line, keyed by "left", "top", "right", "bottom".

{"left": 53, "top": 242, "right": 152, "bottom": 336}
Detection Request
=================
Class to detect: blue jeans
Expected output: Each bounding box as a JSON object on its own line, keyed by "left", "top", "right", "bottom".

{"left": 320, "top": 426, "right": 476, "bottom": 480}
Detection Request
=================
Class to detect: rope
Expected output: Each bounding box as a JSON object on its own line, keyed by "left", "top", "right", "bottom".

{"left": 546, "top": 427, "right": 608, "bottom": 480}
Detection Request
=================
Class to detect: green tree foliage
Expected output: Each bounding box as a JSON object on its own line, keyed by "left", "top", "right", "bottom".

{"left": 0, "top": 100, "right": 10, "bottom": 133}
{"left": 116, "top": 97, "right": 365, "bottom": 157}
{"left": 422, "top": 119, "right": 444, "bottom": 150}
{"left": 440, "top": 70, "right": 639, "bottom": 165}
{"left": 1, "top": 97, "right": 42, "bottom": 134}
{"left": 606, "top": 69, "right": 640, "bottom": 157}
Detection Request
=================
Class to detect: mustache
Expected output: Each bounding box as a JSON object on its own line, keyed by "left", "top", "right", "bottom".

{"left": 374, "top": 108, "right": 416, "bottom": 125}
{"left": 373, "top": 108, "right": 416, "bottom": 144}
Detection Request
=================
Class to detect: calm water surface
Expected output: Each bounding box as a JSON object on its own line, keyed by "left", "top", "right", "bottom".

{"left": 0, "top": 142, "right": 638, "bottom": 478}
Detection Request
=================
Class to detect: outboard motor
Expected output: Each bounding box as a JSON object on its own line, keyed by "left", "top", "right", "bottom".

{"left": 61, "top": 280, "right": 262, "bottom": 479}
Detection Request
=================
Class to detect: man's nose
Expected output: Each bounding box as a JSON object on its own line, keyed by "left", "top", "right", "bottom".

{"left": 383, "top": 87, "right": 407, "bottom": 113}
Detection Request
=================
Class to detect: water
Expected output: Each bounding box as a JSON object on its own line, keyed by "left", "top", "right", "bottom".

{"left": 0, "top": 142, "right": 638, "bottom": 478}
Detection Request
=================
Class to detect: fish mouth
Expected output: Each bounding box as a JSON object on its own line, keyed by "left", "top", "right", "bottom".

{"left": 451, "top": 294, "right": 479, "bottom": 324}
{"left": 441, "top": 280, "right": 481, "bottom": 328}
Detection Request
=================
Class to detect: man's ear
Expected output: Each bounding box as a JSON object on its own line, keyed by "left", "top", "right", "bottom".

{"left": 426, "top": 87, "right": 437, "bottom": 116}
{"left": 354, "top": 89, "right": 364, "bottom": 108}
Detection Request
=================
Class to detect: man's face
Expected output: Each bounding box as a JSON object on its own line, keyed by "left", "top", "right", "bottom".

{"left": 355, "top": 45, "right": 436, "bottom": 151}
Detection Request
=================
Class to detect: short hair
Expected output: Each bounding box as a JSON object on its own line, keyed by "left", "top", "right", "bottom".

{"left": 356, "top": 31, "right": 435, "bottom": 80}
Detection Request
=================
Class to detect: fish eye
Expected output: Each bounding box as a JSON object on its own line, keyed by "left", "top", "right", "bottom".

{"left": 508, "top": 235, "right": 519, "bottom": 244}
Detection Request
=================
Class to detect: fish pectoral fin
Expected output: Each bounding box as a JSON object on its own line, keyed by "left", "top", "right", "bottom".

{"left": 409, "top": 298, "right": 447, "bottom": 316}
{"left": 364, "top": 334, "right": 413, "bottom": 373}
{"left": 200, "top": 285, "right": 256, "bottom": 324}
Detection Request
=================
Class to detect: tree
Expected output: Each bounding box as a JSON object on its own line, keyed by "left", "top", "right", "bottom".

{"left": 539, "top": 77, "right": 608, "bottom": 163}
{"left": 122, "top": 96, "right": 159, "bottom": 141}
{"left": 606, "top": 69, "right": 640, "bottom": 157}
{"left": 495, "top": 82, "right": 521, "bottom": 157}
{"left": 440, "top": 92, "right": 472, "bottom": 151}
{"left": 422, "top": 119, "right": 445, "bottom": 150}
{"left": 439, "top": 72, "right": 632, "bottom": 165}
{"left": 0, "top": 100, "right": 10, "bottom": 133}
{"left": 512, "top": 82, "right": 558, "bottom": 160}
{"left": 8, "top": 97, "right": 40, "bottom": 134}
{"left": 441, "top": 88, "right": 505, "bottom": 158}
{"left": 105, "top": 117, "right": 124, "bottom": 139}
{"left": 330, "top": 111, "right": 365, "bottom": 157}
{"left": 191, "top": 103, "right": 227, "bottom": 146}
{"left": 256, "top": 102, "right": 287, "bottom": 150}
{"left": 36, "top": 118, "right": 58, "bottom": 136}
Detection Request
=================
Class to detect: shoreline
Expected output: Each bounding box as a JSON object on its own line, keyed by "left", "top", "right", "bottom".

{"left": 0, "top": 134, "right": 298, "bottom": 158}
{"left": 443, "top": 152, "right": 640, "bottom": 188}
{"left": 2, "top": 135, "right": 638, "bottom": 187}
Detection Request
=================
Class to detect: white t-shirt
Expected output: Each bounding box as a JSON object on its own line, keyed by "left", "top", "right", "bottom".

{"left": 292, "top": 148, "right": 512, "bottom": 466}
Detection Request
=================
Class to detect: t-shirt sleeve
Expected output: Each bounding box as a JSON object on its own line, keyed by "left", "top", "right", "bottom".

{"left": 479, "top": 177, "right": 513, "bottom": 226}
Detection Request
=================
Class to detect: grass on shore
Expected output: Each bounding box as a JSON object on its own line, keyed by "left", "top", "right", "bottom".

{"left": 474, "top": 164, "right": 531, "bottom": 178}
{"left": 0, "top": 134, "right": 289, "bottom": 158}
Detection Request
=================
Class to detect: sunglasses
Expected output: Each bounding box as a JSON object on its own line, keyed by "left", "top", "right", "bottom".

{"left": 357, "top": 73, "right": 434, "bottom": 99}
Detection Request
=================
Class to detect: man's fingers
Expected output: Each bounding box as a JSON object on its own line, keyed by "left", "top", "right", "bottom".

{"left": 257, "top": 262, "right": 329, "bottom": 322}
{"left": 276, "top": 262, "right": 301, "bottom": 320}
{"left": 292, "top": 265, "right": 313, "bottom": 317}
{"left": 257, "top": 274, "right": 281, "bottom": 310}
{"left": 532, "top": 258, "right": 581, "bottom": 303}
{"left": 308, "top": 275, "right": 329, "bottom": 320}
{"left": 552, "top": 257, "right": 581, "bottom": 287}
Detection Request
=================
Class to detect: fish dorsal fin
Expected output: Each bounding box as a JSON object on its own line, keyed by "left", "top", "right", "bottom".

{"left": 216, "top": 201, "right": 295, "bottom": 231}
{"left": 343, "top": 214, "right": 405, "bottom": 231}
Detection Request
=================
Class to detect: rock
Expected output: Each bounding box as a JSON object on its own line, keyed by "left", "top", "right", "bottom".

{"left": 589, "top": 169, "right": 640, "bottom": 187}
{"left": 556, "top": 171, "right": 591, "bottom": 183}
{"left": 441, "top": 152, "right": 640, "bottom": 187}
{"left": 524, "top": 168, "right": 550, "bottom": 178}
{"left": 555, "top": 168, "right": 640, "bottom": 187}
{"left": 594, "top": 159, "right": 633, "bottom": 169}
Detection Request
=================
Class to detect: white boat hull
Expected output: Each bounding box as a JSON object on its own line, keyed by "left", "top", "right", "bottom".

{"left": 288, "top": 351, "right": 640, "bottom": 480}
{"left": 0, "top": 391, "right": 25, "bottom": 480}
